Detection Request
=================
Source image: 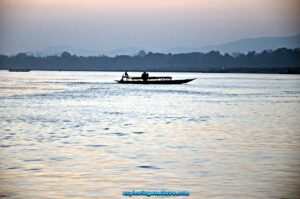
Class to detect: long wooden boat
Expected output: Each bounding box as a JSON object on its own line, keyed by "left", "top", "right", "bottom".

{"left": 116, "top": 76, "right": 195, "bottom": 84}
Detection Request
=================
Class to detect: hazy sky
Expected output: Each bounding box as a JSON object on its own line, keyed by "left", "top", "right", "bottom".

{"left": 0, "top": 0, "right": 299, "bottom": 54}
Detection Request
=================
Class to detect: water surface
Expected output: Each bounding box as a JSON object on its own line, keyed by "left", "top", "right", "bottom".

{"left": 0, "top": 71, "right": 299, "bottom": 198}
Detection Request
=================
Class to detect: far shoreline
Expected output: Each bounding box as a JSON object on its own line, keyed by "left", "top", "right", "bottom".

{"left": 1, "top": 69, "right": 300, "bottom": 75}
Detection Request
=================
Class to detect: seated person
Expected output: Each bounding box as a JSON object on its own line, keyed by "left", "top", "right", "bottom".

{"left": 141, "top": 72, "right": 148, "bottom": 81}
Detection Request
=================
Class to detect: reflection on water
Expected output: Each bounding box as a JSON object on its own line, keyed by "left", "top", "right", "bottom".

{"left": 0, "top": 71, "right": 300, "bottom": 198}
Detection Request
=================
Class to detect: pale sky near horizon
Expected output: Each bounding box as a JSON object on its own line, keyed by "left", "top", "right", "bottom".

{"left": 0, "top": 0, "right": 299, "bottom": 54}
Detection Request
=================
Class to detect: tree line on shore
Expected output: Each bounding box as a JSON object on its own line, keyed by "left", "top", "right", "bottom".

{"left": 0, "top": 48, "right": 299, "bottom": 73}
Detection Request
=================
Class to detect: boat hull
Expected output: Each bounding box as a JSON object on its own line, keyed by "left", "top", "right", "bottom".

{"left": 116, "top": 78, "right": 195, "bottom": 84}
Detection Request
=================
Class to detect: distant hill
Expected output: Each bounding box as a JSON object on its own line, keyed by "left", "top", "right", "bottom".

{"left": 26, "top": 45, "right": 100, "bottom": 57}
{"left": 25, "top": 45, "right": 151, "bottom": 57}
{"left": 167, "top": 34, "right": 300, "bottom": 54}
{"left": 104, "top": 47, "right": 149, "bottom": 56}
{"left": 19, "top": 34, "right": 300, "bottom": 56}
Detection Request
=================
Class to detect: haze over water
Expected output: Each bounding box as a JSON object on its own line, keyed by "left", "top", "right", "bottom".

{"left": 1, "top": 0, "right": 299, "bottom": 55}
{"left": 0, "top": 71, "right": 299, "bottom": 198}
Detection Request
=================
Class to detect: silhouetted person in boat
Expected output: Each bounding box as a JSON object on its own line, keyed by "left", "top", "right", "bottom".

{"left": 122, "top": 71, "right": 129, "bottom": 80}
{"left": 142, "top": 72, "right": 149, "bottom": 82}
{"left": 124, "top": 71, "right": 129, "bottom": 78}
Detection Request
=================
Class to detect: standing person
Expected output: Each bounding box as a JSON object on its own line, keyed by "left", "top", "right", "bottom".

{"left": 124, "top": 71, "right": 129, "bottom": 78}
{"left": 122, "top": 71, "right": 129, "bottom": 80}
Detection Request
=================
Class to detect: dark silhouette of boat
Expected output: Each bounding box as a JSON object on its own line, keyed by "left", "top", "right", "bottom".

{"left": 9, "top": 69, "right": 31, "bottom": 72}
{"left": 116, "top": 75, "right": 195, "bottom": 84}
